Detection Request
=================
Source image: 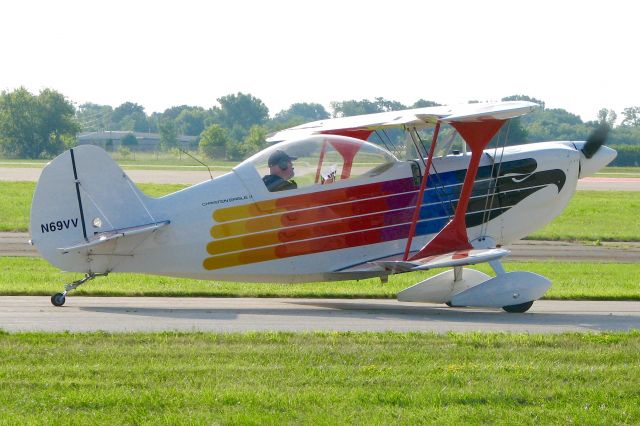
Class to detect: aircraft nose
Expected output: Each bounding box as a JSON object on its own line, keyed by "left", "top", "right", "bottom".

{"left": 578, "top": 144, "right": 617, "bottom": 178}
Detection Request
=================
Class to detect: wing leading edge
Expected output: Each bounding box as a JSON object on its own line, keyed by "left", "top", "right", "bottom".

{"left": 267, "top": 101, "right": 538, "bottom": 142}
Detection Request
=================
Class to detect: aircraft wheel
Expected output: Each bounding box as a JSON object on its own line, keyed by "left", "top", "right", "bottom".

{"left": 502, "top": 300, "right": 534, "bottom": 313}
{"left": 51, "top": 293, "right": 66, "bottom": 307}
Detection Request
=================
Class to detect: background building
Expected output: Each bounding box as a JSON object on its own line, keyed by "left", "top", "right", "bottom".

{"left": 77, "top": 131, "right": 197, "bottom": 151}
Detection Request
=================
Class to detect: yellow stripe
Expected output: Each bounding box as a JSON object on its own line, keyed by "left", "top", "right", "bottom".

{"left": 206, "top": 232, "right": 280, "bottom": 255}
{"left": 213, "top": 200, "right": 278, "bottom": 223}
{"left": 211, "top": 214, "right": 282, "bottom": 239}
{"left": 203, "top": 247, "right": 277, "bottom": 270}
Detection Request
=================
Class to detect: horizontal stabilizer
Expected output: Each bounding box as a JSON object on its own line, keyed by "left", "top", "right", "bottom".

{"left": 59, "top": 220, "right": 170, "bottom": 254}
{"left": 373, "top": 248, "right": 509, "bottom": 273}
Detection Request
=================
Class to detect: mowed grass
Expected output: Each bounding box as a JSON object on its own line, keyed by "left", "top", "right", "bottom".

{"left": 0, "top": 332, "right": 638, "bottom": 424}
{"left": 3, "top": 181, "right": 640, "bottom": 240}
{"left": 0, "top": 181, "right": 32, "bottom": 232}
{"left": 527, "top": 191, "right": 640, "bottom": 241}
{"left": 2, "top": 257, "right": 639, "bottom": 300}
{"left": 595, "top": 166, "right": 640, "bottom": 178}
{"left": 0, "top": 181, "right": 186, "bottom": 232}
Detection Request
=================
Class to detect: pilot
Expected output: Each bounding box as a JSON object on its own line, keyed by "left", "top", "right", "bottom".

{"left": 262, "top": 149, "right": 298, "bottom": 192}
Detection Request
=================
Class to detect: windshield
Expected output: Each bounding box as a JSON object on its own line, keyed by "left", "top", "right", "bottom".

{"left": 239, "top": 134, "right": 398, "bottom": 190}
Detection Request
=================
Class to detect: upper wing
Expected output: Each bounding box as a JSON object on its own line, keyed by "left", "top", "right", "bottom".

{"left": 267, "top": 101, "right": 538, "bottom": 142}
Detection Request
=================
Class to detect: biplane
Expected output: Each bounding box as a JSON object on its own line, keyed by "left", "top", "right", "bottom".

{"left": 30, "top": 101, "right": 616, "bottom": 312}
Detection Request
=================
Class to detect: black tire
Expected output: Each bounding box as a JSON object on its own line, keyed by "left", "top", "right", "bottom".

{"left": 51, "top": 293, "right": 66, "bottom": 307}
{"left": 502, "top": 300, "right": 534, "bottom": 313}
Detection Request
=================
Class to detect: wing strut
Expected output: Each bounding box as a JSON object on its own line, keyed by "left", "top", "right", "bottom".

{"left": 406, "top": 119, "right": 506, "bottom": 261}
{"left": 403, "top": 122, "right": 440, "bottom": 260}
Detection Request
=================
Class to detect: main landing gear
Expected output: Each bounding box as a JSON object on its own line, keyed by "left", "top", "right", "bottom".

{"left": 50, "top": 272, "right": 108, "bottom": 306}
{"left": 445, "top": 300, "right": 535, "bottom": 313}
{"left": 501, "top": 300, "right": 534, "bottom": 313}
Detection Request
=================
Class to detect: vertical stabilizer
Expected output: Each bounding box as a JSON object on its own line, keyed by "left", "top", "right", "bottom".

{"left": 30, "top": 145, "right": 157, "bottom": 273}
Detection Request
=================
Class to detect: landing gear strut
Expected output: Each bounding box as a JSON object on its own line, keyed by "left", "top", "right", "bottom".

{"left": 50, "top": 272, "right": 108, "bottom": 306}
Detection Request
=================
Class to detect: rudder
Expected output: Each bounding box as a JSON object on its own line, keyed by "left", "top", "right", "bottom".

{"left": 30, "top": 145, "right": 159, "bottom": 273}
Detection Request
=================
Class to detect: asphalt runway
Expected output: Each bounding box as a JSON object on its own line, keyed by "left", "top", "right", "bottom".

{"left": 2, "top": 166, "right": 640, "bottom": 189}
{"left": 1, "top": 296, "right": 638, "bottom": 333}
{"left": 0, "top": 166, "right": 222, "bottom": 184}
{"left": 578, "top": 176, "right": 640, "bottom": 191}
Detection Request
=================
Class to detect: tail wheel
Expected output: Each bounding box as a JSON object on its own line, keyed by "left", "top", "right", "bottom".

{"left": 51, "top": 293, "right": 66, "bottom": 307}
{"left": 502, "top": 301, "right": 534, "bottom": 313}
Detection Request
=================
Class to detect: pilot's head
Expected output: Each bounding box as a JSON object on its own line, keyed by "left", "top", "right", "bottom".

{"left": 268, "top": 150, "right": 297, "bottom": 179}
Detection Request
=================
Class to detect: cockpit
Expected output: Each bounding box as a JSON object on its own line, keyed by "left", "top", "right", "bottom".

{"left": 234, "top": 135, "right": 399, "bottom": 193}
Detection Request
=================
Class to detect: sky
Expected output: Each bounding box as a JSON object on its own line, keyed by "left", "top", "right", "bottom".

{"left": 2, "top": 0, "right": 638, "bottom": 122}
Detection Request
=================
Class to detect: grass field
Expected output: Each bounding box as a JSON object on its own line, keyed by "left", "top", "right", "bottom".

{"left": 527, "top": 191, "right": 640, "bottom": 241}
{"left": 2, "top": 159, "right": 638, "bottom": 425}
{"left": 0, "top": 181, "right": 640, "bottom": 241}
{"left": 3, "top": 180, "right": 639, "bottom": 240}
{"left": 0, "top": 181, "right": 33, "bottom": 232}
{"left": 2, "top": 257, "right": 639, "bottom": 300}
{"left": 0, "top": 332, "right": 638, "bottom": 424}
{"left": 0, "top": 182, "right": 187, "bottom": 232}
{"left": 595, "top": 166, "right": 640, "bottom": 178}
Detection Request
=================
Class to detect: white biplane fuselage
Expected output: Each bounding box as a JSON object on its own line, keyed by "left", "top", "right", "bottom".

{"left": 29, "top": 101, "right": 616, "bottom": 310}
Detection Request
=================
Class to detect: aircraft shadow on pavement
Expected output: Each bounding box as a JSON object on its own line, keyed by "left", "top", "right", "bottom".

{"left": 78, "top": 300, "right": 638, "bottom": 332}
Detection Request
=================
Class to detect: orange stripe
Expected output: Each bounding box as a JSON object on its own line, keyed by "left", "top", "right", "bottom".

{"left": 207, "top": 209, "right": 415, "bottom": 255}
{"left": 203, "top": 224, "right": 409, "bottom": 270}
{"left": 211, "top": 191, "right": 417, "bottom": 239}
{"left": 212, "top": 179, "right": 415, "bottom": 223}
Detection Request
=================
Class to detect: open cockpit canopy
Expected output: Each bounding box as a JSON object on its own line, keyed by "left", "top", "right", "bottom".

{"left": 237, "top": 134, "right": 398, "bottom": 189}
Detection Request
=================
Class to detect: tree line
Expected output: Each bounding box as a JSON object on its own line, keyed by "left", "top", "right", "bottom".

{"left": 1, "top": 87, "right": 639, "bottom": 161}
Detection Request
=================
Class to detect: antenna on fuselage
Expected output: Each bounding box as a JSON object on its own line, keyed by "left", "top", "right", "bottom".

{"left": 179, "top": 149, "right": 213, "bottom": 180}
